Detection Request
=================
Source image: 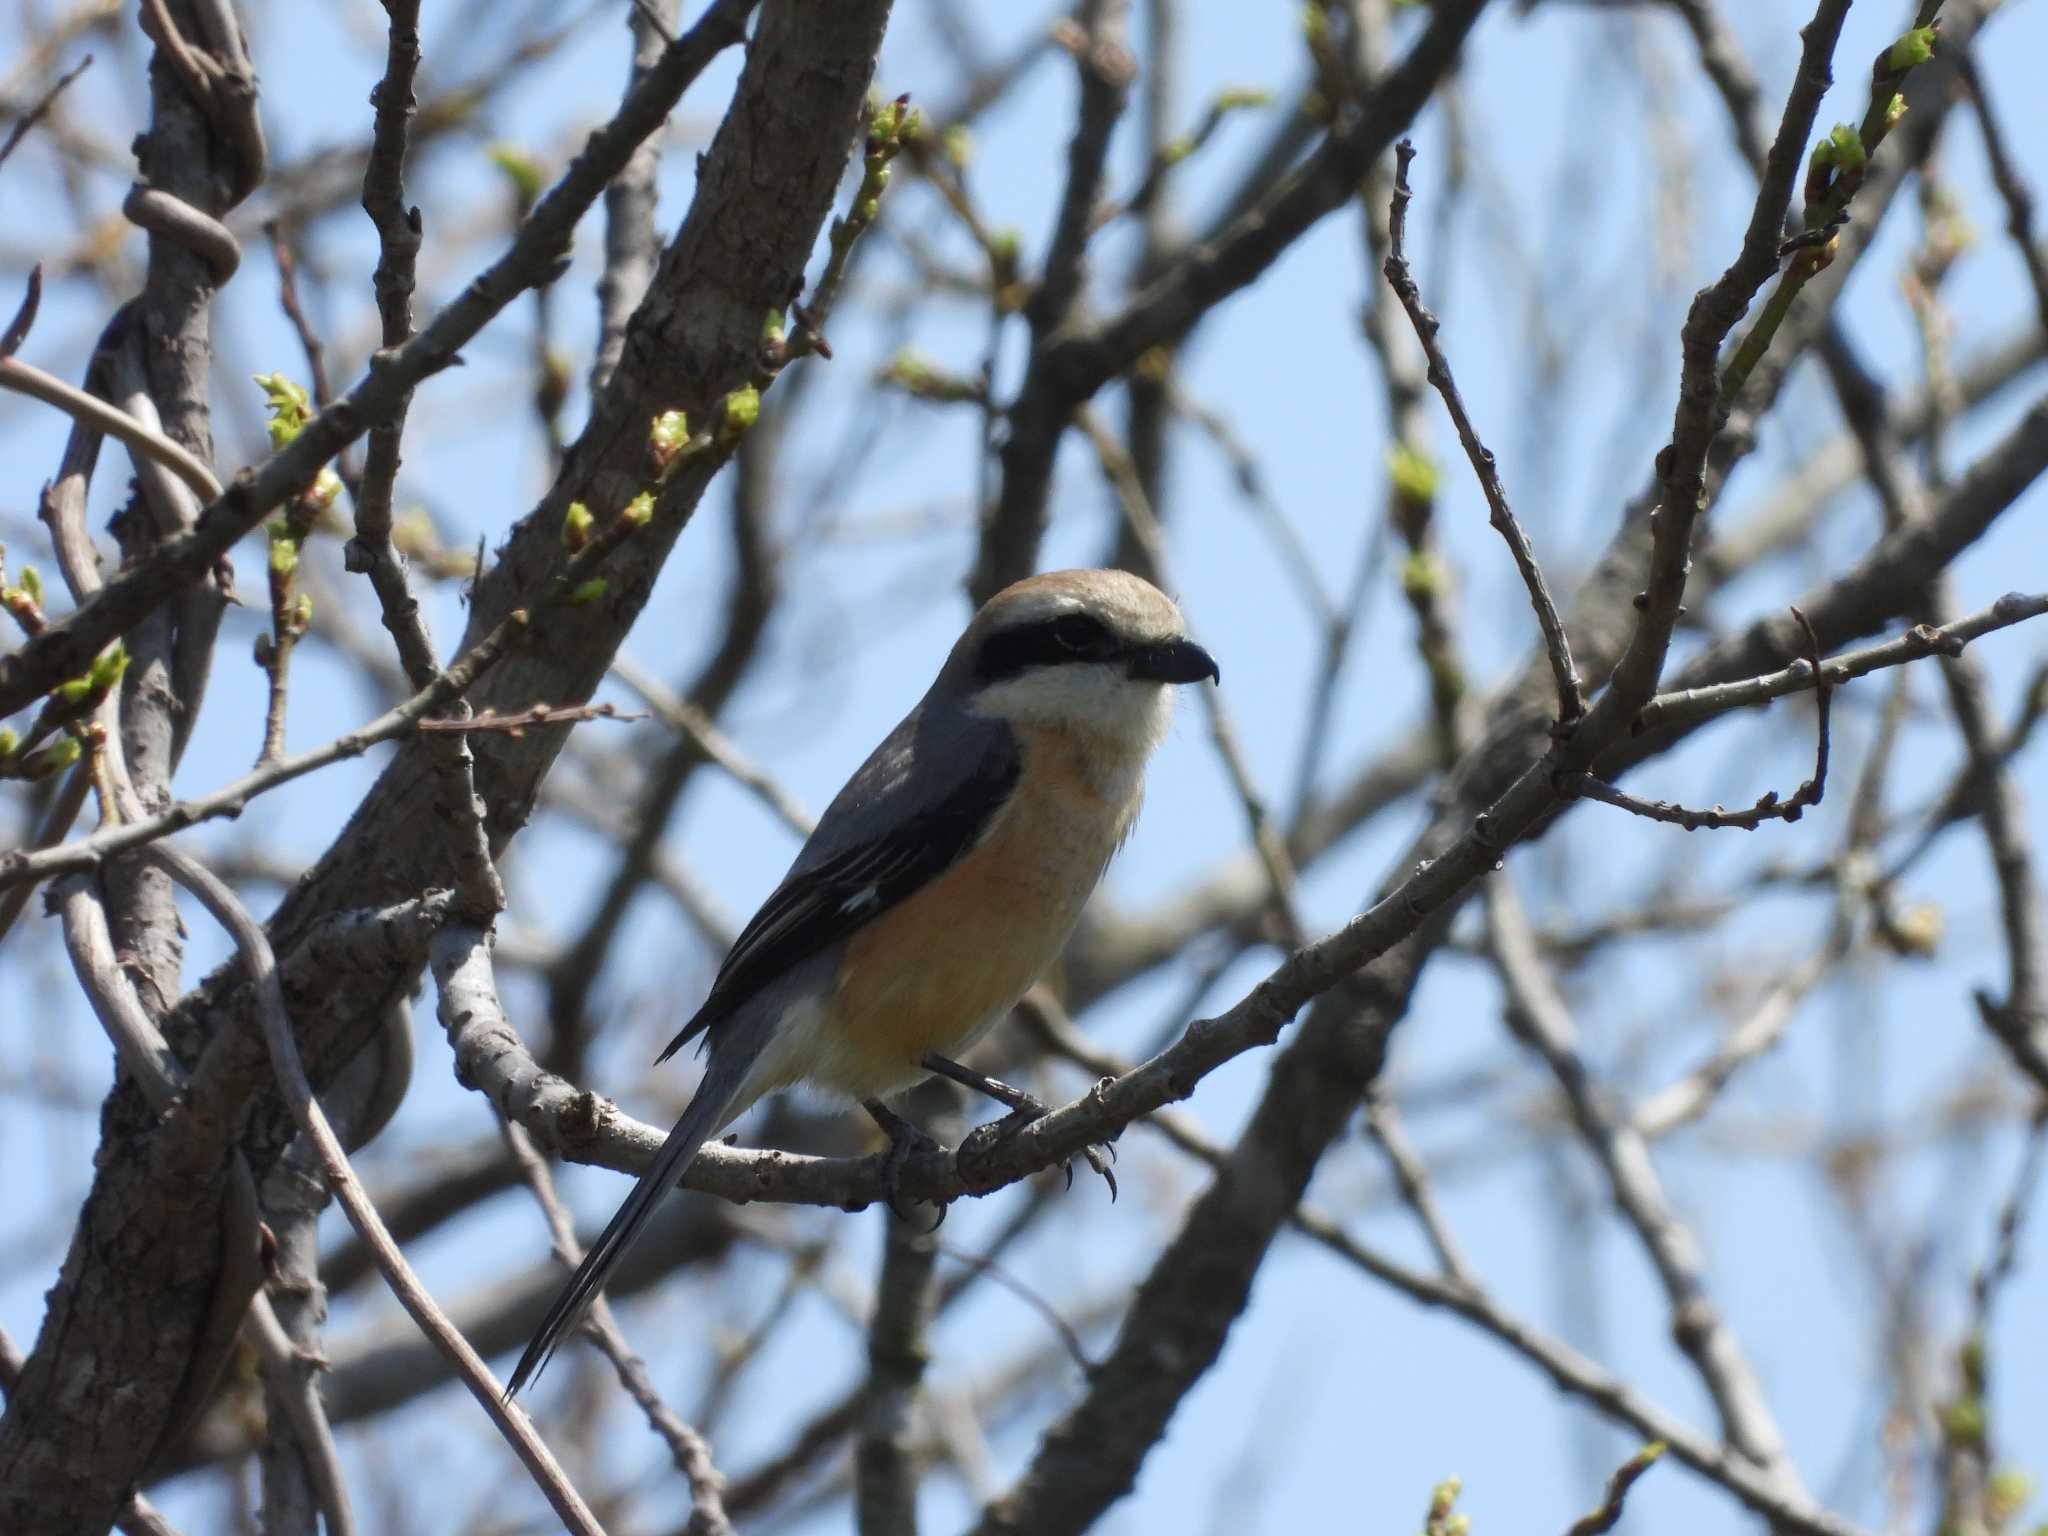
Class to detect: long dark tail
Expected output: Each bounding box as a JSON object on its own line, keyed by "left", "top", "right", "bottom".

{"left": 506, "top": 1048, "right": 754, "bottom": 1395}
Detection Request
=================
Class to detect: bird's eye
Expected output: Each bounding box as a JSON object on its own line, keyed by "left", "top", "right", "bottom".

{"left": 1051, "top": 613, "right": 1109, "bottom": 654}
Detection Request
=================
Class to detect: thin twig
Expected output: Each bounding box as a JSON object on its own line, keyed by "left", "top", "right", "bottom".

{"left": 1382, "top": 138, "right": 1583, "bottom": 729}
{"left": 1487, "top": 877, "right": 1801, "bottom": 1488}
{"left": 244, "top": 1259, "right": 361, "bottom": 1536}
{"left": 935, "top": 1239, "right": 1097, "bottom": 1373}
{"left": 0, "top": 762, "right": 89, "bottom": 945}
{"left": 416, "top": 701, "right": 646, "bottom": 735}
{"left": 1631, "top": 932, "right": 1845, "bottom": 1138}
{"left": 1565, "top": 607, "right": 1832, "bottom": 831}
{"left": 1955, "top": 53, "right": 2048, "bottom": 336}
{"left": 1, "top": 265, "right": 41, "bottom": 359}
{"left": 1634, "top": 592, "right": 2045, "bottom": 736}
{"left": 263, "top": 224, "right": 334, "bottom": 410}
{"left": 0, "top": 51, "right": 92, "bottom": 171}
{"left": 1564, "top": 1442, "right": 1667, "bottom": 1536}
{"left": 147, "top": 847, "right": 604, "bottom": 1536}
{"left": 1075, "top": 403, "right": 1303, "bottom": 937}
{"left": 1090, "top": 84, "right": 1268, "bottom": 233}
{"left": 1968, "top": 1103, "right": 2048, "bottom": 1336}
{"left": 500, "top": 1117, "right": 734, "bottom": 1535}
{"left": 609, "top": 652, "right": 814, "bottom": 835}
{"left": 1363, "top": 1086, "right": 1476, "bottom": 1288}
{"left": 1927, "top": 585, "right": 2048, "bottom": 1091}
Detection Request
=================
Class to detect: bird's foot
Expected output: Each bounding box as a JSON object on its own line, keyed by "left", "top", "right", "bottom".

{"left": 918, "top": 1056, "right": 1117, "bottom": 1198}
{"left": 864, "top": 1098, "right": 948, "bottom": 1229}
{"left": 960, "top": 1096, "right": 1119, "bottom": 1201}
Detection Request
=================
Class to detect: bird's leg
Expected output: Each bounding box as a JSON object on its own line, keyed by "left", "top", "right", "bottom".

{"left": 863, "top": 1098, "right": 946, "bottom": 1228}
{"left": 923, "top": 1053, "right": 1118, "bottom": 1200}
{"left": 920, "top": 1051, "right": 1046, "bottom": 1119}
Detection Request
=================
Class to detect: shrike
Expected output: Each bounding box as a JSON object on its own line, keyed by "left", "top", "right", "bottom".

{"left": 509, "top": 567, "right": 1217, "bottom": 1394}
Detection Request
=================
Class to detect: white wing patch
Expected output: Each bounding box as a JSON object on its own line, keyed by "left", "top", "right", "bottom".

{"left": 837, "top": 885, "right": 882, "bottom": 915}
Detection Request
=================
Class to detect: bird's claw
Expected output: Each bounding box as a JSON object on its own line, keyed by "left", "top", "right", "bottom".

{"left": 876, "top": 1120, "right": 947, "bottom": 1229}
{"left": 969, "top": 1100, "right": 1118, "bottom": 1200}
{"left": 1073, "top": 1141, "right": 1118, "bottom": 1201}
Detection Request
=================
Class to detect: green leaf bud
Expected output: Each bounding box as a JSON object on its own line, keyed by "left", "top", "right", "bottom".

{"left": 1400, "top": 550, "right": 1442, "bottom": 601}
{"left": 1887, "top": 26, "right": 1936, "bottom": 72}
{"left": 255, "top": 373, "right": 313, "bottom": 447}
{"left": 717, "top": 384, "right": 761, "bottom": 441}
{"left": 648, "top": 409, "right": 691, "bottom": 475}
{"left": 1388, "top": 443, "right": 1441, "bottom": 506}
{"left": 1819, "top": 123, "right": 1865, "bottom": 175}
{"left": 20, "top": 734, "right": 82, "bottom": 779}
{"left": 1985, "top": 1468, "right": 2033, "bottom": 1523}
{"left": 308, "top": 466, "right": 343, "bottom": 514}
{"left": 486, "top": 143, "right": 545, "bottom": 205}
{"left": 1939, "top": 1394, "right": 1986, "bottom": 1448}
{"left": 88, "top": 644, "right": 129, "bottom": 693}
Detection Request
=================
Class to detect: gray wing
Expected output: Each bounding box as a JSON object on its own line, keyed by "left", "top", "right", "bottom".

{"left": 656, "top": 703, "right": 1020, "bottom": 1063}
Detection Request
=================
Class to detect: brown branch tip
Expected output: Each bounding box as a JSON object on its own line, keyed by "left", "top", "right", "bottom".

{"left": 1565, "top": 607, "right": 1832, "bottom": 831}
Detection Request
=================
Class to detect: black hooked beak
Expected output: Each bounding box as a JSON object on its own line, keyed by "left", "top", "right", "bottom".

{"left": 1126, "top": 637, "right": 1219, "bottom": 685}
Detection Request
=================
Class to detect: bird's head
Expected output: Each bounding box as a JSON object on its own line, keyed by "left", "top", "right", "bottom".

{"left": 944, "top": 569, "right": 1218, "bottom": 748}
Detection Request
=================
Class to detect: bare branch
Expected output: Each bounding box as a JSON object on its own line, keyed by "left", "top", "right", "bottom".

{"left": 857, "top": 1216, "right": 938, "bottom": 1536}
{"left": 0, "top": 354, "right": 222, "bottom": 504}
{"left": 1565, "top": 608, "right": 1833, "bottom": 832}
{"left": 0, "top": 265, "right": 41, "bottom": 359}
{"left": 1487, "top": 878, "right": 1799, "bottom": 1486}
{"left": 1382, "top": 138, "right": 1583, "bottom": 729}
{"left": 0, "top": 50, "right": 91, "bottom": 171}
{"left": 500, "top": 1118, "right": 735, "bottom": 1535}
{"left": 149, "top": 847, "right": 605, "bottom": 1536}
{"left": 1634, "top": 591, "right": 2047, "bottom": 735}
{"left": 416, "top": 701, "right": 646, "bottom": 736}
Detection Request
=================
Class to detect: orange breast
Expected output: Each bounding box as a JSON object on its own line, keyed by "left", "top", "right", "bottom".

{"left": 817, "top": 725, "right": 1137, "bottom": 1099}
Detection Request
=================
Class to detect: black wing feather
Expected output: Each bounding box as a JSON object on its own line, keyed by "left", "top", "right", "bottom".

{"left": 656, "top": 720, "right": 1020, "bottom": 1063}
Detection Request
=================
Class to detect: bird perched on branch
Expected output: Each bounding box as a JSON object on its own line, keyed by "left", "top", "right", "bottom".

{"left": 509, "top": 567, "right": 1217, "bottom": 1394}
